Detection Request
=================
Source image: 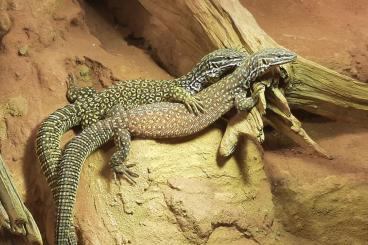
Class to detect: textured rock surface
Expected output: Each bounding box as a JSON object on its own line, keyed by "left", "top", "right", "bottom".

{"left": 0, "top": 0, "right": 367, "bottom": 244}
{"left": 264, "top": 120, "right": 368, "bottom": 244}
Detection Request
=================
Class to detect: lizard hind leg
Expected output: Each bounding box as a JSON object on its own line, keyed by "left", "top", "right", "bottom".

{"left": 105, "top": 103, "right": 126, "bottom": 118}
{"left": 80, "top": 101, "right": 127, "bottom": 129}
{"left": 110, "top": 127, "right": 139, "bottom": 184}
{"left": 80, "top": 112, "right": 100, "bottom": 129}
{"left": 66, "top": 73, "right": 97, "bottom": 103}
{"left": 234, "top": 84, "right": 264, "bottom": 111}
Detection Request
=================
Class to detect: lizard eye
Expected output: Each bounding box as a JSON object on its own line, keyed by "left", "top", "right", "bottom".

{"left": 261, "top": 59, "right": 267, "bottom": 65}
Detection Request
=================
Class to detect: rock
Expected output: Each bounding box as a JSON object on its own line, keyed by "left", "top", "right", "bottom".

{"left": 18, "top": 45, "right": 29, "bottom": 56}
{"left": 0, "top": 10, "right": 11, "bottom": 38}
{"left": 272, "top": 174, "right": 368, "bottom": 244}
{"left": 7, "top": 96, "right": 28, "bottom": 117}
{"left": 79, "top": 64, "right": 90, "bottom": 77}
{"left": 265, "top": 119, "right": 368, "bottom": 244}
{"left": 0, "top": 96, "right": 28, "bottom": 141}
{"left": 0, "top": 0, "right": 7, "bottom": 10}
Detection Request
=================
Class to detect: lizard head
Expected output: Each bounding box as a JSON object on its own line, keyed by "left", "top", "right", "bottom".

{"left": 200, "top": 48, "right": 248, "bottom": 82}
{"left": 243, "top": 48, "right": 297, "bottom": 86}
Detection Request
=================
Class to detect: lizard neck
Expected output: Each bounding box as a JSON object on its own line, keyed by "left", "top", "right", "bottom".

{"left": 196, "top": 58, "right": 254, "bottom": 119}
{"left": 175, "top": 62, "right": 208, "bottom": 94}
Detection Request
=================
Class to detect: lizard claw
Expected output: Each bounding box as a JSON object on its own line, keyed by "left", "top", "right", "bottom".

{"left": 66, "top": 73, "right": 79, "bottom": 103}
{"left": 184, "top": 97, "right": 205, "bottom": 116}
{"left": 112, "top": 163, "right": 139, "bottom": 184}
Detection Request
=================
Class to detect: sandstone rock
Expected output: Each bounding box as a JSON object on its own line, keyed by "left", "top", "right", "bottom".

{"left": 0, "top": 10, "right": 10, "bottom": 38}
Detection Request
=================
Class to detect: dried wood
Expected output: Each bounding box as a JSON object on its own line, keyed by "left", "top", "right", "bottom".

{"left": 0, "top": 155, "right": 42, "bottom": 245}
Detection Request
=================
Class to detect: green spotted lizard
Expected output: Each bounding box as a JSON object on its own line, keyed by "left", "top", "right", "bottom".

{"left": 35, "top": 48, "right": 247, "bottom": 201}
{"left": 55, "top": 48, "right": 297, "bottom": 245}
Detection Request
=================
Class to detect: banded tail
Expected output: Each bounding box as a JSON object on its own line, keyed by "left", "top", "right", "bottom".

{"left": 35, "top": 104, "right": 81, "bottom": 196}
{"left": 55, "top": 120, "right": 113, "bottom": 245}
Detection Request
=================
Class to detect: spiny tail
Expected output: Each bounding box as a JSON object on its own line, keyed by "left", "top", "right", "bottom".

{"left": 35, "top": 104, "right": 81, "bottom": 197}
{"left": 55, "top": 120, "right": 113, "bottom": 245}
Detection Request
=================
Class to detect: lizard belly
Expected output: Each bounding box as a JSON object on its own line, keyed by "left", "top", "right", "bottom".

{"left": 126, "top": 102, "right": 217, "bottom": 138}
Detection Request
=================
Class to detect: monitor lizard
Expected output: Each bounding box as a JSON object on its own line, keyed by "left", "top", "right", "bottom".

{"left": 55, "top": 48, "right": 297, "bottom": 245}
{"left": 35, "top": 48, "right": 248, "bottom": 200}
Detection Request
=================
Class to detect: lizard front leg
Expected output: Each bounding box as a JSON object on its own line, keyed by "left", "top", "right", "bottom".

{"left": 234, "top": 83, "right": 264, "bottom": 111}
{"left": 234, "top": 93, "right": 258, "bottom": 111}
{"left": 170, "top": 85, "right": 205, "bottom": 115}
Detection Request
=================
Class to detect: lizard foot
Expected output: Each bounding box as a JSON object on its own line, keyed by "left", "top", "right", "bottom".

{"left": 112, "top": 163, "right": 139, "bottom": 184}
{"left": 184, "top": 97, "right": 205, "bottom": 115}
{"left": 66, "top": 73, "right": 76, "bottom": 86}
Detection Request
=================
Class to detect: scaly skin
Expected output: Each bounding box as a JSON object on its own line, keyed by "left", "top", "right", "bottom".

{"left": 55, "top": 48, "right": 297, "bottom": 245}
{"left": 35, "top": 48, "right": 247, "bottom": 200}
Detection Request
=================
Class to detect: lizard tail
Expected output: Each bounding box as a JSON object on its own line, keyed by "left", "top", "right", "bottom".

{"left": 55, "top": 120, "right": 113, "bottom": 245}
{"left": 35, "top": 104, "right": 81, "bottom": 197}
